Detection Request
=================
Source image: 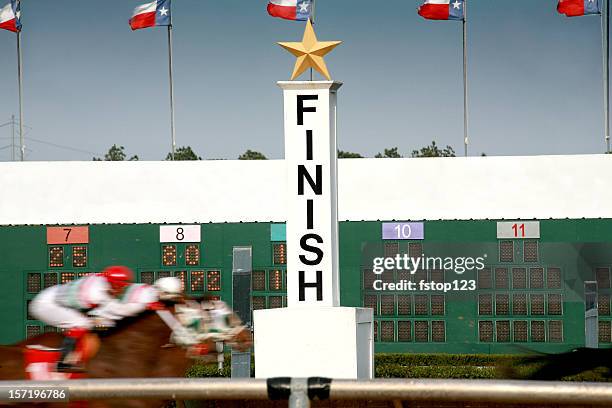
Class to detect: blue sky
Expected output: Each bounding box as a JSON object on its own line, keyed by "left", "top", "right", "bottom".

{"left": 0, "top": 0, "right": 608, "bottom": 160}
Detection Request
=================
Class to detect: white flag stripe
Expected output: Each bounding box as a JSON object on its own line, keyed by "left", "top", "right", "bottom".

{"left": 270, "top": 0, "right": 298, "bottom": 6}
{"left": 0, "top": 2, "right": 15, "bottom": 24}
{"left": 422, "top": 0, "right": 451, "bottom": 4}
{"left": 132, "top": 0, "right": 157, "bottom": 17}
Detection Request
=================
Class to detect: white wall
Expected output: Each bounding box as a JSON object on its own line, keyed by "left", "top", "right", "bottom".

{"left": 0, "top": 154, "right": 610, "bottom": 225}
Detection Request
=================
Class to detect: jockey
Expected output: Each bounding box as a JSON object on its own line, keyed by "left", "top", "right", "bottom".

{"left": 89, "top": 276, "right": 183, "bottom": 320}
{"left": 29, "top": 265, "right": 134, "bottom": 372}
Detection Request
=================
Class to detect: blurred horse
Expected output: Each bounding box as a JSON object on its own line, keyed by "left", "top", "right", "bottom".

{"left": 522, "top": 348, "right": 612, "bottom": 380}
{"left": 0, "top": 310, "right": 201, "bottom": 408}
{"left": 500, "top": 347, "right": 612, "bottom": 381}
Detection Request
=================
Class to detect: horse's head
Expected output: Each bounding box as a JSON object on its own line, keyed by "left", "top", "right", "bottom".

{"left": 228, "top": 326, "right": 253, "bottom": 352}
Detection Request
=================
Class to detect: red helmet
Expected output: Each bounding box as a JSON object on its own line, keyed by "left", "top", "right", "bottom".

{"left": 102, "top": 265, "right": 134, "bottom": 291}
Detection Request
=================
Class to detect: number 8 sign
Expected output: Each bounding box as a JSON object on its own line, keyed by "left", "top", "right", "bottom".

{"left": 159, "top": 225, "right": 201, "bottom": 243}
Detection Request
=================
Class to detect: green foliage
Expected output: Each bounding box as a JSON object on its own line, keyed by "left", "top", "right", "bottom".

{"left": 93, "top": 144, "right": 138, "bottom": 161}
{"left": 186, "top": 363, "right": 231, "bottom": 378}
{"left": 560, "top": 366, "right": 612, "bottom": 382}
{"left": 184, "top": 354, "right": 612, "bottom": 382}
{"left": 375, "top": 147, "right": 402, "bottom": 158}
{"left": 375, "top": 354, "right": 612, "bottom": 381}
{"left": 376, "top": 364, "right": 496, "bottom": 379}
{"left": 375, "top": 353, "right": 506, "bottom": 367}
{"left": 338, "top": 150, "right": 363, "bottom": 158}
{"left": 411, "top": 141, "right": 455, "bottom": 158}
{"left": 166, "top": 146, "right": 201, "bottom": 161}
{"left": 238, "top": 150, "right": 267, "bottom": 160}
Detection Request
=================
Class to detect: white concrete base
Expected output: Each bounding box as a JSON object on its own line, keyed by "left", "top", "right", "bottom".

{"left": 254, "top": 307, "right": 374, "bottom": 379}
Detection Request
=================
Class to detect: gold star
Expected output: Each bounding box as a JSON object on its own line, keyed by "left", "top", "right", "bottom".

{"left": 278, "top": 20, "right": 342, "bottom": 81}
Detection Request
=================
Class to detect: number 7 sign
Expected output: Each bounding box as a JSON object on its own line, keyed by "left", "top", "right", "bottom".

{"left": 47, "top": 226, "right": 89, "bottom": 244}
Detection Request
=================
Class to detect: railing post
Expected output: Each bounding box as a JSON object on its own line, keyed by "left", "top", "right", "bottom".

{"left": 288, "top": 378, "right": 310, "bottom": 408}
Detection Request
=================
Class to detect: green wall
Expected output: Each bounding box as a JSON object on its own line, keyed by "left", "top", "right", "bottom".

{"left": 2, "top": 219, "right": 612, "bottom": 355}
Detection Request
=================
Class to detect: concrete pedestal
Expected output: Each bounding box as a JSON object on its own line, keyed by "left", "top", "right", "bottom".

{"left": 254, "top": 307, "right": 374, "bottom": 379}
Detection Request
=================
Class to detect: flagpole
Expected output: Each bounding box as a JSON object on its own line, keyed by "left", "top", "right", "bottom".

{"left": 310, "top": 0, "right": 316, "bottom": 81}
{"left": 463, "top": 0, "right": 469, "bottom": 157}
{"left": 167, "top": 24, "right": 176, "bottom": 161}
{"left": 17, "top": 30, "right": 24, "bottom": 161}
{"left": 603, "top": 0, "right": 610, "bottom": 153}
{"left": 11, "top": 114, "right": 15, "bottom": 161}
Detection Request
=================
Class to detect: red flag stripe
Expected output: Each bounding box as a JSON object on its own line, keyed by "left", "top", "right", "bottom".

{"left": 0, "top": 18, "right": 17, "bottom": 32}
{"left": 418, "top": 4, "right": 450, "bottom": 20}
{"left": 129, "top": 12, "right": 156, "bottom": 31}
{"left": 557, "top": 0, "right": 585, "bottom": 17}
{"left": 267, "top": 3, "right": 297, "bottom": 20}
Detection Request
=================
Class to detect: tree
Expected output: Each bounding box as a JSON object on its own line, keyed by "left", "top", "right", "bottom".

{"left": 338, "top": 150, "right": 363, "bottom": 158}
{"left": 166, "top": 146, "right": 201, "bottom": 160}
{"left": 411, "top": 141, "right": 455, "bottom": 158}
{"left": 238, "top": 150, "right": 267, "bottom": 160}
{"left": 93, "top": 144, "right": 138, "bottom": 161}
{"left": 375, "top": 147, "right": 402, "bottom": 158}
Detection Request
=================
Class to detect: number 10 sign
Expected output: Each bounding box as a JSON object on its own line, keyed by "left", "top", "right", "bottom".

{"left": 159, "top": 225, "right": 201, "bottom": 243}
{"left": 382, "top": 222, "right": 424, "bottom": 240}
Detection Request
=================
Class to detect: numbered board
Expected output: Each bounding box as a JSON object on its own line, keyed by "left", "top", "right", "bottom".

{"left": 497, "top": 221, "right": 540, "bottom": 239}
{"left": 159, "top": 225, "right": 201, "bottom": 243}
{"left": 382, "top": 222, "right": 424, "bottom": 240}
{"left": 47, "top": 226, "right": 89, "bottom": 244}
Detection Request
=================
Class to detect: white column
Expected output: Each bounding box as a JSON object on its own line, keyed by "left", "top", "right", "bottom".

{"left": 278, "top": 81, "right": 341, "bottom": 307}
{"left": 253, "top": 81, "right": 374, "bottom": 379}
{"left": 253, "top": 81, "right": 373, "bottom": 379}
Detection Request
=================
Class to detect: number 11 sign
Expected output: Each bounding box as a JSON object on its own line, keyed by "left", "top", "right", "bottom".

{"left": 497, "top": 221, "right": 540, "bottom": 239}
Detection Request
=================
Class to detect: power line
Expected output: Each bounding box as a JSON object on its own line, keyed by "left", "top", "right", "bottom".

{"left": 1, "top": 117, "right": 104, "bottom": 158}
{"left": 24, "top": 137, "right": 103, "bottom": 156}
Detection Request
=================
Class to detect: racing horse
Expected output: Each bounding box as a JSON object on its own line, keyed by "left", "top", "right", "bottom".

{"left": 0, "top": 308, "right": 251, "bottom": 408}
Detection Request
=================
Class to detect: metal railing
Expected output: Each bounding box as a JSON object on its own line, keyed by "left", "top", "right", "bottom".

{"left": 2, "top": 378, "right": 612, "bottom": 406}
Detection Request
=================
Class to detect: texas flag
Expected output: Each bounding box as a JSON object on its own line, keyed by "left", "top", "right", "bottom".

{"left": 129, "top": 0, "right": 171, "bottom": 31}
{"left": 267, "top": 0, "right": 312, "bottom": 21}
{"left": 418, "top": 0, "right": 464, "bottom": 21}
{"left": 0, "top": 0, "right": 21, "bottom": 33}
{"left": 557, "top": 0, "right": 601, "bottom": 17}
